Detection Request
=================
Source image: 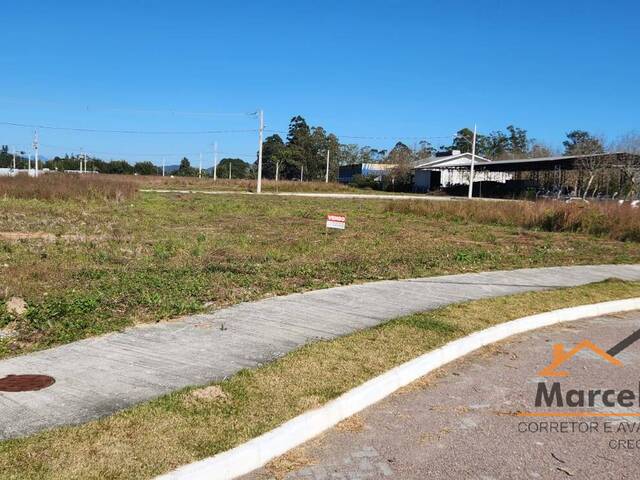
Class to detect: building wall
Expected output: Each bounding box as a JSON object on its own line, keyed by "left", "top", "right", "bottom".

{"left": 338, "top": 163, "right": 396, "bottom": 183}
{"left": 338, "top": 164, "right": 363, "bottom": 183}
{"left": 439, "top": 169, "right": 513, "bottom": 186}
{"left": 0, "top": 168, "right": 51, "bottom": 177}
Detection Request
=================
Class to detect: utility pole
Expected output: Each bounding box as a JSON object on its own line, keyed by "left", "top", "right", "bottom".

{"left": 228, "top": 161, "right": 232, "bottom": 179}
{"left": 199, "top": 152, "right": 202, "bottom": 178}
{"left": 79, "top": 148, "right": 84, "bottom": 173}
{"left": 300, "top": 164, "right": 304, "bottom": 182}
{"left": 33, "top": 130, "right": 39, "bottom": 177}
{"left": 12, "top": 148, "right": 16, "bottom": 170}
{"left": 325, "top": 150, "right": 330, "bottom": 183}
{"left": 213, "top": 141, "right": 218, "bottom": 181}
{"left": 162, "top": 157, "right": 165, "bottom": 177}
{"left": 256, "top": 109, "right": 264, "bottom": 193}
{"left": 467, "top": 124, "right": 477, "bottom": 199}
{"left": 275, "top": 161, "right": 279, "bottom": 183}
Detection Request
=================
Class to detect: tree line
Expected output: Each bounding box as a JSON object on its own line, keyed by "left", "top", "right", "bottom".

{"left": 257, "top": 116, "right": 621, "bottom": 189}
{"left": 0, "top": 146, "right": 253, "bottom": 178}
{"left": 1, "top": 116, "right": 634, "bottom": 188}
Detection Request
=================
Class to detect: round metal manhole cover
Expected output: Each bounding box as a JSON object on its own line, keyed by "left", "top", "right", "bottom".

{"left": 0, "top": 374, "right": 55, "bottom": 392}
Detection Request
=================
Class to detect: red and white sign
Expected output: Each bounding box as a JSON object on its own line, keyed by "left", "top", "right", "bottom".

{"left": 326, "top": 214, "right": 346, "bottom": 230}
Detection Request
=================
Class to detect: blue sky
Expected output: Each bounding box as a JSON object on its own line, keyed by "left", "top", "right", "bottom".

{"left": 0, "top": 0, "right": 638, "bottom": 166}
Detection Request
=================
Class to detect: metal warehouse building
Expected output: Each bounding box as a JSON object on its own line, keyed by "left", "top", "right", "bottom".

{"left": 338, "top": 163, "right": 396, "bottom": 183}
{"left": 413, "top": 152, "right": 640, "bottom": 196}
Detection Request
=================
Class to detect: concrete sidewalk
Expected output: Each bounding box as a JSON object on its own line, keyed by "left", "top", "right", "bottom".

{"left": 244, "top": 311, "right": 640, "bottom": 479}
{"left": 1, "top": 265, "right": 640, "bottom": 440}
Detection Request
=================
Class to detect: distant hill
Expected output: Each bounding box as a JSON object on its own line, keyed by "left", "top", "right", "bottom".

{"left": 163, "top": 165, "right": 180, "bottom": 174}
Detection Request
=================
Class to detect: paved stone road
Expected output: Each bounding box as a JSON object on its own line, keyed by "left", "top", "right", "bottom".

{"left": 244, "top": 312, "right": 640, "bottom": 480}
{"left": 1, "top": 265, "right": 639, "bottom": 440}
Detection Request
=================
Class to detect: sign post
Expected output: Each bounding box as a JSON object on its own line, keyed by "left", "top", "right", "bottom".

{"left": 325, "top": 214, "right": 346, "bottom": 235}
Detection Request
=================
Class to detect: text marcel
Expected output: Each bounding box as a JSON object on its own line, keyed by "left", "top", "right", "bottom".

{"left": 535, "top": 382, "right": 640, "bottom": 408}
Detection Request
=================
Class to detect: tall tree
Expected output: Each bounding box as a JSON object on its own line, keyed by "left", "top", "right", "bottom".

{"left": 260, "top": 134, "right": 286, "bottom": 179}
{"left": 414, "top": 140, "right": 434, "bottom": 161}
{"left": 563, "top": 130, "right": 604, "bottom": 155}
{"left": 529, "top": 143, "right": 554, "bottom": 158}
{"left": 285, "top": 116, "right": 311, "bottom": 179}
{"left": 134, "top": 161, "right": 158, "bottom": 175}
{"left": 218, "top": 158, "right": 251, "bottom": 178}
{"left": 451, "top": 128, "right": 475, "bottom": 153}
{"left": 286, "top": 116, "right": 311, "bottom": 145}
{"left": 338, "top": 144, "right": 361, "bottom": 166}
{"left": 386, "top": 142, "right": 414, "bottom": 188}
{"left": 506, "top": 125, "right": 528, "bottom": 156}
{"left": 175, "top": 157, "right": 196, "bottom": 176}
{"left": 480, "top": 131, "right": 510, "bottom": 158}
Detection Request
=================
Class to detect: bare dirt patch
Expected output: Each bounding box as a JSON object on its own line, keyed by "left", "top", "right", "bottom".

{"left": 187, "top": 385, "right": 228, "bottom": 403}
{"left": 0, "top": 232, "right": 109, "bottom": 242}
{"left": 335, "top": 414, "right": 365, "bottom": 433}
{"left": 265, "top": 447, "right": 315, "bottom": 480}
{"left": 5, "top": 296, "right": 27, "bottom": 316}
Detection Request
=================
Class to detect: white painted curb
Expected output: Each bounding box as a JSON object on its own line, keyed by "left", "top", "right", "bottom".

{"left": 156, "top": 298, "right": 640, "bottom": 480}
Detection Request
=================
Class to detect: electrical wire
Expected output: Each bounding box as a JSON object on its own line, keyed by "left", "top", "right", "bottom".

{"left": 264, "top": 129, "right": 456, "bottom": 142}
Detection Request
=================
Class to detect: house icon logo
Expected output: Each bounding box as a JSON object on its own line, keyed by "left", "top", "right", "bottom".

{"left": 538, "top": 340, "right": 623, "bottom": 377}
{"left": 520, "top": 327, "right": 640, "bottom": 417}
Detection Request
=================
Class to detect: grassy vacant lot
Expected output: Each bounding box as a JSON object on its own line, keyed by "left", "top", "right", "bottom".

{"left": 1, "top": 175, "right": 640, "bottom": 357}
{"left": 388, "top": 199, "right": 640, "bottom": 241}
{"left": 1, "top": 280, "right": 639, "bottom": 480}
{"left": 135, "top": 176, "right": 362, "bottom": 193}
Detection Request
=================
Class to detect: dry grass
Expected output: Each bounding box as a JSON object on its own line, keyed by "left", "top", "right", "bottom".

{"left": 134, "top": 176, "right": 359, "bottom": 193}
{"left": 335, "top": 414, "right": 365, "bottom": 432}
{"left": 265, "top": 448, "right": 315, "bottom": 479}
{"left": 387, "top": 199, "right": 640, "bottom": 242}
{"left": 1, "top": 192, "right": 640, "bottom": 358}
{"left": 0, "top": 174, "right": 137, "bottom": 201}
{"left": 1, "top": 280, "right": 639, "bottom": 480}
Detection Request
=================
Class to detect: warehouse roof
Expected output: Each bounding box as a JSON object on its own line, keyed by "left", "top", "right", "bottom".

{"left": 413, "top": 152, "right": 640, "bottom": 172}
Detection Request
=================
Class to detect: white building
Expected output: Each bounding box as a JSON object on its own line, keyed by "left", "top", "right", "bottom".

{"left": 413, "top": 152, "right": 513, "bottom": 192}
{"left": 0, "top": 168, "right": 52, "bottom": 177}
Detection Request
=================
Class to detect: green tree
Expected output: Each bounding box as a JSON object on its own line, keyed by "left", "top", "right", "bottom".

{"left": 563, "top": 130, "right": 604, "bottom": 155}
{"left": 286, "top": 116, "right": 311, "bottom": 146}
{"left": 529, "top": 143, "right": 554, "bottom": 158}
{"left": 451, "top": 128, "right": 475, "bottom": 153}
{"left": 103, "top": 160, "right": 134, "bottom": 174}
{"left": 218, "top": 158, "right": 251, "bottom": 178}
{"left": 175, "top": 157, "right": 196, "bottom": 176}
{"left": 338, "top": 144, "right": 361, "bottom": 166}
{"left": 480, "top": 131, "right": 510, "bottom": 158}
{"left": 256, "top": 114, "right": 340, "bottom": 181}
{"left": 506, "top": 125, "right": 528, "bottom": 156}
{"left": 0, "top": 145, "right": 14, "bottom": 168}
{"left": 260, "top": 134, "right": 286, "bottom": 179}
{"left": 386, "top": 142, "right": 414, "bottom": 189}
{"left": 415, "top": 140, "right": 434, "bottom": 161}
{"left": 286, "top": 116, "right": 311, "bottom": 179}
{"left": 386, "top": 142, "right": 413, "bottom": 163}
{"left": 134, "top": 161, "right": 158, "bottom": 175}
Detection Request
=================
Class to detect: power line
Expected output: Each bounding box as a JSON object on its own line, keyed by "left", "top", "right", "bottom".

{"left": 264, "top": 129, "right": 456, "bottom": 141}
{"left": 0, "top": 121, "right": 258, "bottom": 135}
